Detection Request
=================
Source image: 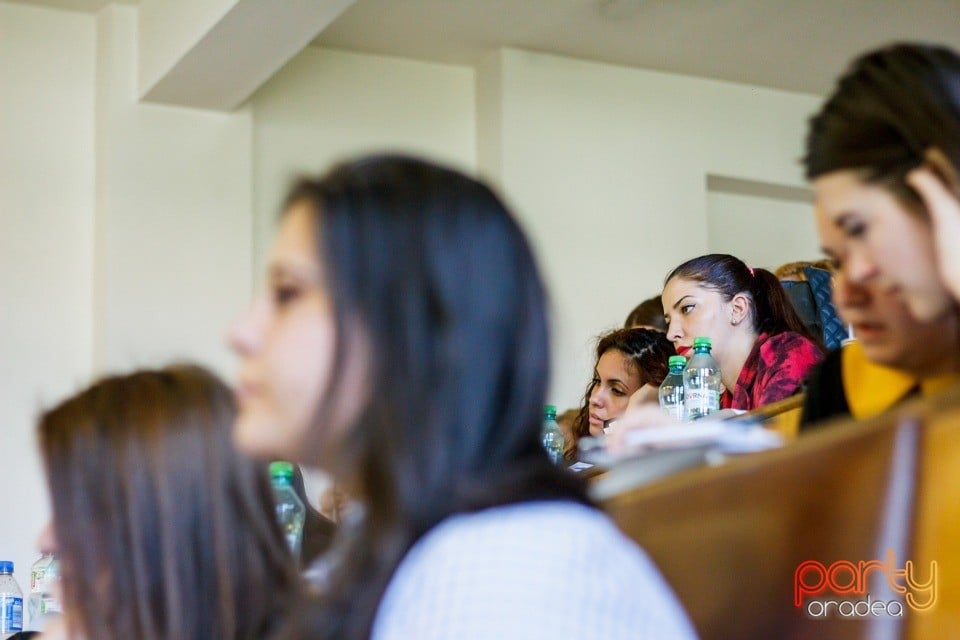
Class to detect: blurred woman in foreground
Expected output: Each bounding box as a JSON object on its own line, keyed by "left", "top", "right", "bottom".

{"left": 229, "top": 155, "right": 697, "bottom": 639}
{"left": 37, "top": 365, "right": 299, "bottom": 640}
{"left": 804, "top": 42, "right": 960, "bottom": 322}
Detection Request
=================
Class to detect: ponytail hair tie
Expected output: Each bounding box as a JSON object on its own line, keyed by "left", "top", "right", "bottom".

{"left": 748, "top": 266, "right": 755, "bottom": 277}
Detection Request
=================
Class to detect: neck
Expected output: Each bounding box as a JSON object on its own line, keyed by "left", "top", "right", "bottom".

{"left": 718, "top": 328, "right": 760, "bottom": 391}
{"left": 909, "top": 348, "right": 960, "bottom": 380}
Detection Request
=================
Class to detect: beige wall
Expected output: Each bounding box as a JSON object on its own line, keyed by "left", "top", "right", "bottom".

{"left": 250, "top": 47, "right": 476, "bottom": 285}
{"left": 0, "top": 0, "right": 96, "bottom": 603}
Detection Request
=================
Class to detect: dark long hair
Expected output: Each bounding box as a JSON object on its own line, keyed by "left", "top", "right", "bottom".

{"left": 803, "top": 42, "right": 960, "bottom": 210}
{"left": 283, "top": 155, "right": 588, "bottom": 639}
{"left": 666, "top": 253, "right": 822, "bottom": 348}
{"left": 37, "top": 365, "right": 299, "bottom": 640}
{"left": 569, "top": 328, "right": 674, "bottom": 459}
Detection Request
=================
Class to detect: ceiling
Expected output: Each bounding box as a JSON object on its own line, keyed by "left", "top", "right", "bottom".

{"left": 313, "top": 0, "right": 960, "bottom": 95}
{"left": 7, "top": 0, "right": 134, "bottom": 11}
{"left": 10, "top": 0, "right": 960, "bottom": 96}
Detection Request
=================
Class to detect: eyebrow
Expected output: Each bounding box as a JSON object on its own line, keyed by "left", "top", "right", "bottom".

{"left": 671, "top": 295, "right": 695, "bottom": 311}
{"left": 595, "top": 370, "right": 625, "bottom": 386}
{"left": 268, "top": 261, "right": 317, "bottom": 283}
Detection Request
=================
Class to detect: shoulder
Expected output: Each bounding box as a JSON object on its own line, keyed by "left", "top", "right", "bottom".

{"left": 757, "top": 332, "right": 824, "bottom": 369}
{"left": 372, "top": 501, "right": 697, "bottom": 640}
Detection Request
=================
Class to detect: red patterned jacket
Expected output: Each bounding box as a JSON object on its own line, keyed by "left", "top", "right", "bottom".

{"left": 720, "top": 331, "right": 824, "bottom": 411}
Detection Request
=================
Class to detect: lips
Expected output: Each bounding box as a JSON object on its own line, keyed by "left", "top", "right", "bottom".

{"left": 588, "top": 413, "right": 603, "bottom": 426}
{"left": 851, "top": 322, "right": 886, "bottom": 341}
{"left": 675, "top": 345, "right": 692, "bottom": 358}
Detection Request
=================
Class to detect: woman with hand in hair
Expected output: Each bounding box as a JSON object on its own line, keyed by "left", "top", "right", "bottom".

{"left": 804, "top": 42, "right": 960, "bottom": 321}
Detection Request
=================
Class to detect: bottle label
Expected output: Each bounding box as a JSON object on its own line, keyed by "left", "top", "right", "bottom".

{"left": 684, "top": 389, "right": 719, "bottom": 414}
{"left": 0, "top": 595, "right": 23, "bottom": 633}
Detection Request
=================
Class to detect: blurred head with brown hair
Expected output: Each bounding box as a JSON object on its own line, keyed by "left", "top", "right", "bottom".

{"left": 37, "top": 364, "right": 299, "bottom": 640}
{"left": 624, "top": 295, "right": 668, "bottom": 331}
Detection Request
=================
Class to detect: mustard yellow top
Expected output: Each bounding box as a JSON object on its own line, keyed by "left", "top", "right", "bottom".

{"left": 841, "top": 340, "right": 960, "bottom": 419}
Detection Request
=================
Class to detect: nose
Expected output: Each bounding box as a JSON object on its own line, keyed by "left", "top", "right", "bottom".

{"left": 227, "top": 298, "right": 267, "bottom": 357}
{"left": 833, "top": 272, "right": 868, "bottom": 312}
{"left": 667, "top": 316, "right": 683, "bottom": 344}
{"left": 37, "top": 520, "right": 57, "bottom": 555}
{"left": 843, "top": 246, "right": 879, "bottom": 286}
{"left": 589, "top": 386, "right": 604, "bottom": 409}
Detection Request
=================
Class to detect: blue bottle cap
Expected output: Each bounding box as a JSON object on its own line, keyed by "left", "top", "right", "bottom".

{"left": 0, "top": 561, "right": 13, "bottom": 574}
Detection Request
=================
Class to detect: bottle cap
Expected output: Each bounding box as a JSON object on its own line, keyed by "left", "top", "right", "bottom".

{"left": 0, "top": 561, "right": 12, "bottom": 574}
{"left": 668, "top": 355, "right": 687, "bottom": 367}
{"left": 693, "top": 336, "right": 712, "bottom": 349}
{"left": 544, "top": 404, "right": 557, "bottom": 419}
{"left": 269, "top": 461, "right": 295, "bottom": 480}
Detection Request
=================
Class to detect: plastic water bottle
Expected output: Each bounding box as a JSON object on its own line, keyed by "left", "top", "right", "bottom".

{"left": 541, "top": 405, "right": 565, "bottom": 464}
{"left": 659, "top": 355, "right": 686, "bottom": 421}
{"left": 269, "top": 461, "right": 305, "bottom": 560}
{"left": 683, "top": 336, "right": 722, "bottom": 421}
{"left": 0, "top": 561, "right": 23, "bottom": 638}
{"left": 28, "top": 554, "right": 60, "bottom": 630}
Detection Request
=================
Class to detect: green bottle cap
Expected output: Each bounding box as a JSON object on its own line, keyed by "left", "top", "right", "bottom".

{"left": 544, "top": 404, "right": 557, "bottom": 419}
{"left": 269, "top": 460, "right": 295, "bottom": 480}
{"left": 693, "top": 336, "right": 712, "bottom": 349}
{"left": 668, "top": 355, "right": 687, "bottom": 368}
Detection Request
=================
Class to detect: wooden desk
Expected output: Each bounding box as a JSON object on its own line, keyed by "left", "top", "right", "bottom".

{"left": 602, "top": 400, "right": 934, "bottom": 639}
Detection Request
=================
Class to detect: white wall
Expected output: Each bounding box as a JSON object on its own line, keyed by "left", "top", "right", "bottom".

{"left": 476, "top": 49, "right": 824, "bottom": 409}
{"left": 250, "top": 47, "right": 476, "bottom": 283}
{"left": 707, "top": 191, "right": 821, "bottom": 270}
{"left": 94, "top": 5, "right": 252, "bottom": 376}
{"left": 0, "top": 3, "right": 254, "bottom": 610}
{"left": 0, "top": 0, "right": 96, "bottom": 600}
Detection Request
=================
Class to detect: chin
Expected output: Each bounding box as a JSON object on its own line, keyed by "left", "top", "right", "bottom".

{"left": 859, "top": 343, "right": 906, "bottom": 369}
{"left": 233, "top": 413, "right": 285, "bottom": 460}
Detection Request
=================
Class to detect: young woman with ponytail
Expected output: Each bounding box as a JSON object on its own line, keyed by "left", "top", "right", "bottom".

{"left": 661, "top": 253, "right": 825, "bottom": 411}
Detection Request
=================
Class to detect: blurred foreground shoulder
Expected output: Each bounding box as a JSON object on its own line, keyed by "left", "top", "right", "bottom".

{"left": 372, "top": 500, "right": 698, "bottom": 640}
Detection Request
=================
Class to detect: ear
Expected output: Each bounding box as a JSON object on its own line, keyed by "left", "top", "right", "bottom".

{"left": 729, "top": 292, "right": 751, "bottom": 326}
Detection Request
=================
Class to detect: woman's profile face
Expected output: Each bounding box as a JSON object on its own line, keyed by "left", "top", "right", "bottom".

{"left": 588, "top": 349, "right": 642, "bottom": 436}
{"left": 813, "top": 169, "right": 951, "bottom": 322}
{"left": 229, "top": 202, "right": 338, "bottom": 461}
{"left": 662, "top": 277, "right": 737, "bottom": 362}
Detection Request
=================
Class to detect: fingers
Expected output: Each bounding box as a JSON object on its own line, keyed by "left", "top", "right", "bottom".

{"left": 627, "top": 384, "right": 659, "bottom": 410}
{"left": 907, "top": 167, "right": 960, "bottom": 226}
{"left": 907, "top": 166, "right": 960, "bottom": 300}
{"left": 606, "top": 404, "right": 680, "bottom": 453}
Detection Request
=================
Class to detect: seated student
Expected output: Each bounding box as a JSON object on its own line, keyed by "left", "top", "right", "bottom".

{"left": 800, "top": 242, "right": 960, "bottom": 428}
{"left": 624, "top": 295, "right": 668, "bottom": 331}
{"left": 36, "top": 365, "right": 299, "bottom": 640}
{"left": 662, "top": 254, "right": 824, "bottom": 411}
{"left": 228, "top": 155, "right": 697, "bottom": 639}
{"left": 803, "top": 43, "right": 960, "bottom": 323}
{"left": 566, "top": 328, "right": 674, "bottom": 458}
